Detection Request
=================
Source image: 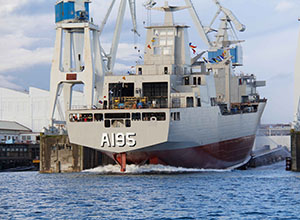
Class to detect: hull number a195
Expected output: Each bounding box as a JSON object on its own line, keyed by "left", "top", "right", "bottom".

{"left": 100, "top": 133, "right": 136, "bottom": 147}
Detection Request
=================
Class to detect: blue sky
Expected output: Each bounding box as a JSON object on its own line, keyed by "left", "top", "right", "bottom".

{"left": 0, "top": 0, "right": 299, "bottom": 124}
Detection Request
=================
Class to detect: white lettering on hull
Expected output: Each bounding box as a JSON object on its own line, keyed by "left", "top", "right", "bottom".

{"left": 100, "top": 133, "right": 136, "bottom": 147}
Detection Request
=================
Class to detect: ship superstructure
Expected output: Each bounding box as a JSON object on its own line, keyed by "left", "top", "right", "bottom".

{"left": 49, "top": 0, "right": 267, "bottom": 171}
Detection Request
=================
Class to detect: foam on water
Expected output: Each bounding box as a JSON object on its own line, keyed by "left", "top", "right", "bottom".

{"left": 82, "top": 164, "right": 232, "bottom": 174}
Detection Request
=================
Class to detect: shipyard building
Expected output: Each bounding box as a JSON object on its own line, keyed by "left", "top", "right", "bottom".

{"left": 0, "top": 87, "right": 84, "bottom": 132}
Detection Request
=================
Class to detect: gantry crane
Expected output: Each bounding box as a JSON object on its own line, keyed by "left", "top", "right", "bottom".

{"left": 49, "top": 0, "right": 139, "bottom": 128}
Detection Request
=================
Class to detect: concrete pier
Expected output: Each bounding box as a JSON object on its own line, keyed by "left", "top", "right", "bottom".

{"left": 291, "top": 130, "right": 300, "bottom": 172}
{"left": 40, "top": 135, "right": 114, "bottom": 173}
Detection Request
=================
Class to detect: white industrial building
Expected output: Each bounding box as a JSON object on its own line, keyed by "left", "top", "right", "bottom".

{"left": 254, "top": 124, "right": 291, "bottom": 151}
{"left": 0, "top": 87, "right": 84, "bottom": 132}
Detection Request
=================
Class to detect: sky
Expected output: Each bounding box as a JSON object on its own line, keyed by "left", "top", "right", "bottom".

{"left": 0, "top": 0, "right": 299, "bottom": 124}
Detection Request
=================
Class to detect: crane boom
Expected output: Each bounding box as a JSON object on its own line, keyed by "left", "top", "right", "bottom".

{"left": 128, "top": 0, "right": 140, "bottom": 36}
{"left": 213, "top": 0, "right": 245, "bottom": 32}
{"left": 108, "top": 0, "right": 127, "bottom": 71}
{"left": 184, "top": 0, "right": 211, "bottom": 47}
{"left": 99, "top": 0, "right": 116, "bottom": 35}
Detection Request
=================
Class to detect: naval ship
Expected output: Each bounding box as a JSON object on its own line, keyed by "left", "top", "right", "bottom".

{"left": 50, "top": 0, "right": 266, "bottom": 172}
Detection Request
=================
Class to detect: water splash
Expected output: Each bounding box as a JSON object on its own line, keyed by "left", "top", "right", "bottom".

{"left": 82, "top": 164, "right": 232, "bottom": 174}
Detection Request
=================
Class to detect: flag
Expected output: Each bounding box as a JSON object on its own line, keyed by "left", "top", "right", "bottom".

{"left": 189, "top": 42, "right": 197, "bottom": 49}
{"left": 222, "top": 50, "right": 227, "bottom": 57}
{"left": 212, "top": 58, "right": 219, "bottom": 63}
{"left": 147, "top": 44, "right": 151, "bottom": 49}
{"left": 203, "top": 57, "right": 208, "bottom": 63}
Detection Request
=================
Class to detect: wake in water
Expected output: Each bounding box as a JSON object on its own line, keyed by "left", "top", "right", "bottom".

{"left": 82, "top": 164, "right": 232, "bottom": 174}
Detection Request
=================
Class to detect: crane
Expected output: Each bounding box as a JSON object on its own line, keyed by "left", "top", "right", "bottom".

{"left": 99, "top": 0, "right": 139, "bottom": 72}
{"left": 49, "top": 0, "right": 140, "bottom": 127}
{"left": 184, "top": 0, "right": 246, "bottom": 50}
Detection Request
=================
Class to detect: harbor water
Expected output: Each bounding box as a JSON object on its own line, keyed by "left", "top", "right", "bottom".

{"left": 1, "top": 162, "right": 300, "bottom": 219}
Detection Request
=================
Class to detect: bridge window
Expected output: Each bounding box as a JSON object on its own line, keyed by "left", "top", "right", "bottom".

{"left": 197, "top": 98, "right": 201, "bottom": 107}
{"left": 186, "top": 97, "right": 194, "bottom": 108}
{"left": 198, "top": 77, "right": 201, "bottom": 85}
{"left": 171, "top": 112, "right": 180, "bottom": 121}
{"left": 138, "top": 67, "right": 143, "bottom": 75}
{"left": 184, "top": 77, "right": 189, "bottom": 85}
{"left": 210, "top": 98, "right": 217, "bottom": 106}
{"left": 164, "top": 67, "right": 168, "bottom": 74}
{"left": 193, "top": 77, "right": 197, "bottom": 85}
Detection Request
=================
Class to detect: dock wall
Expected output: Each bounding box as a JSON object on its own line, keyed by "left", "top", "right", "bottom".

{"left": 40, "top": 135, "right": 114, "bottom": 173}
{"left": 291, "top": 130, "right": 300, "bottom": 172}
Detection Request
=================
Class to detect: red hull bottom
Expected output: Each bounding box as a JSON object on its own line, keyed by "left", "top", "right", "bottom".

{"left": 108, "top": 135, "right": 256, "bottom": 170}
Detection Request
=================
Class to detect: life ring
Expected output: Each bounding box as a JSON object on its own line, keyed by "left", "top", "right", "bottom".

{"left": 150, "top": 116, "right": 157, "bottom": 121}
